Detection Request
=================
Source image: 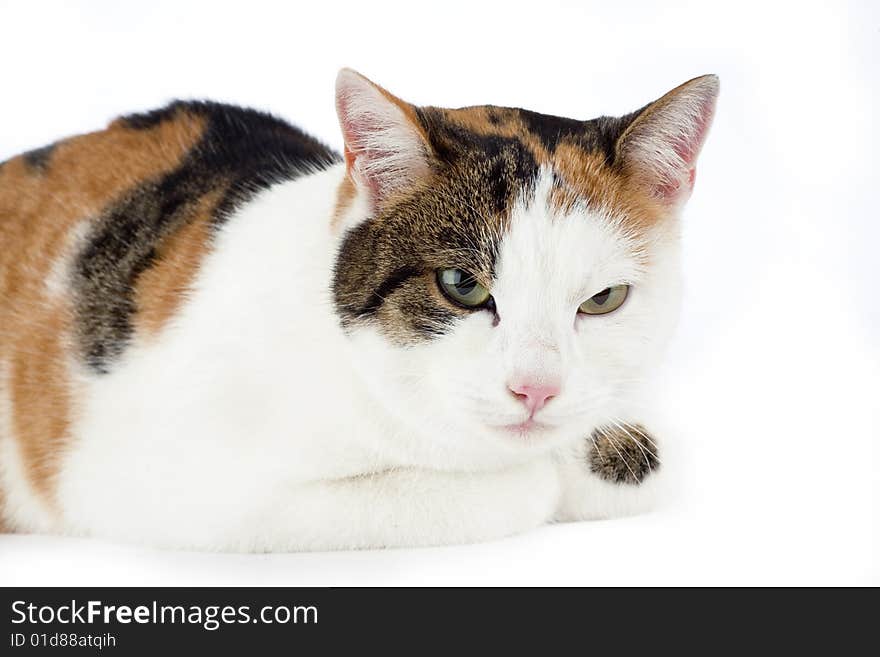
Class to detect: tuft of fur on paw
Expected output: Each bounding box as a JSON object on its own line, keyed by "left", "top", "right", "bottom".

{"left": 589, "top": 424, "right": 660, "bottom": 485}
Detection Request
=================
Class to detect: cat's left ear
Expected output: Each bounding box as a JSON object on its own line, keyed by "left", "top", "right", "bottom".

{"left": 616, "top": 74, "right": 719, "bottom": 208}
{"left": 335, "top": 69, "right": 433, "bottom": 209}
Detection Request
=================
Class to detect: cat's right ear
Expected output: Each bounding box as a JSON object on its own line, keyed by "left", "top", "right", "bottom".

{"left": 615, "top": 74, "right": 719, "bottom": 209}
{"left": 335, "top": 69, "right": 433, "bottom": 211}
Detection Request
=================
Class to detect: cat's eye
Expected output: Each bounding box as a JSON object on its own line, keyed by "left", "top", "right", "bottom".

{"left": 436, "top": 268, "right": 492, "bottom": 308}
{"left": 578, "top": 284, "right": 629, "bottom": 315}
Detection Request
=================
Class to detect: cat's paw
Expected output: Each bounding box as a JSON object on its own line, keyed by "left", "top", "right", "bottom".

{"left": 588, "top": 423, "right": 660, "bottom": 485}
{"left": 555, "top": 422, "right": 664, "bottom": 522}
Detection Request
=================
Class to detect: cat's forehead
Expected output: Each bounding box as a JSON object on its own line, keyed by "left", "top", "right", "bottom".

{"left": 416, "top": 103, "right": 659, "bottom": 223}
{"left": 494, "top": 170, "right": 648, "bottom": 303}
{"left": 366, "top": 105, "right": 660, "bottom": 284}
{"left": 419, "top": 104, "right": 612, "bottom": 162}
{"left": 417, "top": 105, "right": 584, "bottom": 156}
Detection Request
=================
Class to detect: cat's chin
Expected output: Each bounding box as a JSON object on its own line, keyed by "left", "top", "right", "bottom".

{"left": 491, "top": 418, "right": 560, "bottom": 442}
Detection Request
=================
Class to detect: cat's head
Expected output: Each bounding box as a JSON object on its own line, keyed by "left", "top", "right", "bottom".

{"left": 331, "top": 69, "right": 717, "bottom": 463}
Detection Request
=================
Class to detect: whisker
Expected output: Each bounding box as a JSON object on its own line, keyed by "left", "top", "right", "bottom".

{"left": 609, "top": 418, "right": 658, "bottom": 468}
{"left": 614, "top": 418, "right": 660, "bottom": 451}
{"left": 601, "top": 430, "right": 640, "bottom": 483}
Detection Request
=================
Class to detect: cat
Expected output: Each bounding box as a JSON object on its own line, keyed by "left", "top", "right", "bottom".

{"left": 0, "top": 69, "right": 717, "bottom": 551}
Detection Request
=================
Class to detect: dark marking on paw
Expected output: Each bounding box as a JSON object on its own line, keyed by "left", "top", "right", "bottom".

{"left": 589, "top": 424, "right": 659, "bottom": 485}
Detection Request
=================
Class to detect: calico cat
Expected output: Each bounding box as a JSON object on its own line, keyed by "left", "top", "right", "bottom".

{"left": 0, "top": 69, "right": 717, "bottom": 551}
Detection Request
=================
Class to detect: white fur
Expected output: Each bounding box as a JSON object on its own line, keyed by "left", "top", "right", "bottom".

{"left": 2, "top": 164, "right": 684, "bottom": 551}
{"left": 44, "top": 222, "right": 89, "bottom": 300}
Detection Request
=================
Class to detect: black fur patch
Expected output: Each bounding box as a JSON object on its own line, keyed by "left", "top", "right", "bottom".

{"left": 75, "top": 101, "right": 340, "bottom": 373}
{"left": 517, "top": 109, "right": 584, "bottom": 152}
{"left": 585, "top": 109, "right": 648, "bottom": 166}
{"left": 22, "top": 143, "right": 57, "bottom": 172}
{"left": 119, "top": 101, "right": 341, "bottom": 227}
{"left": 359, "top": 266, "right": 424, "bottom": 317}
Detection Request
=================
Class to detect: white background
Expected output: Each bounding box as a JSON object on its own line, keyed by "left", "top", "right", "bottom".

{"left": 0, "top": 0, "right": 877, "bottom": 585}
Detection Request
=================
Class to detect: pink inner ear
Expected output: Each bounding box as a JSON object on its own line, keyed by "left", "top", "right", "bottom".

{"left": 343, "top": 144, "right": 357, "bottom": 173}
{"left": 656, "top": 169, "right": 695, "bottom": 200}
{"left": 337, "top": 97, "right": 381, "bottom": 197}
{"left": 337, "top": 95, "right": 363, "bottom": 165}
{"left": 673, "top": 94, "right": 714, "bottom": 166}
{"left": 654, "top": 93, "right": 715, "bottom": 201}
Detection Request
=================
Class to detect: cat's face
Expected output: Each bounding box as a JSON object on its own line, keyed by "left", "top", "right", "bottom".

{"left": 332, "top": 70, "right": 717, "bottom": 462}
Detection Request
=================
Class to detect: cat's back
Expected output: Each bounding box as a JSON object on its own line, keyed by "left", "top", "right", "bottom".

{"left": 0, "top": 101, "right": 340, "bottom": 365}
{"left": 0, "top": 101, "right": 339, "bottom": 525}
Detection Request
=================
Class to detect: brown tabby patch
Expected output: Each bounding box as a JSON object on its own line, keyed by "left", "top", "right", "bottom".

{"left": 589, "top": 424, "right": 660, "bottom": 484}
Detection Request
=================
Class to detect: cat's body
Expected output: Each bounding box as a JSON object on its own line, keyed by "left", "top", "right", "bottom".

{"left": 0, "top": 71, "right": 716, "bottom": 550}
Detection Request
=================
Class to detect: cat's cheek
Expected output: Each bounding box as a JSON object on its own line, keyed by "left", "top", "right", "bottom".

{"left": 419, "top": 317, "right": 504, "bottom": 414}
{"left": 343, "top": 320, "right": 505, "bottom": 461}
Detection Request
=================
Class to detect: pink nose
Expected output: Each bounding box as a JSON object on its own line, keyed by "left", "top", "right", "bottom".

{"left": 508, "top": 382, "right": 560, "bottom": 415}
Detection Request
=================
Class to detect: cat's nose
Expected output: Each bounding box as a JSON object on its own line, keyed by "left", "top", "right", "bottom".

{"left": 508, "top": 382, "right": 560, "bottom": 415}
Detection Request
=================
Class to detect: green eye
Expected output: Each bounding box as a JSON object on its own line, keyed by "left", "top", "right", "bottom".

{"left": 578, "top": 284, "right": 629, "bottom": 315}
{"left": 437, "top": 268, "right": 492, "bottom": 308}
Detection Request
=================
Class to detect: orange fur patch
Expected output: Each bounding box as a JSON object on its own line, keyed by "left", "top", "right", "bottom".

{"left": 331, "top": 175, "right": 357, "bottom": 233}
{"left": 8, "top": 307, "right": 73, "bottom": 501}
{"left": 549, "top": 143, "right": 668, "bottom": 231}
